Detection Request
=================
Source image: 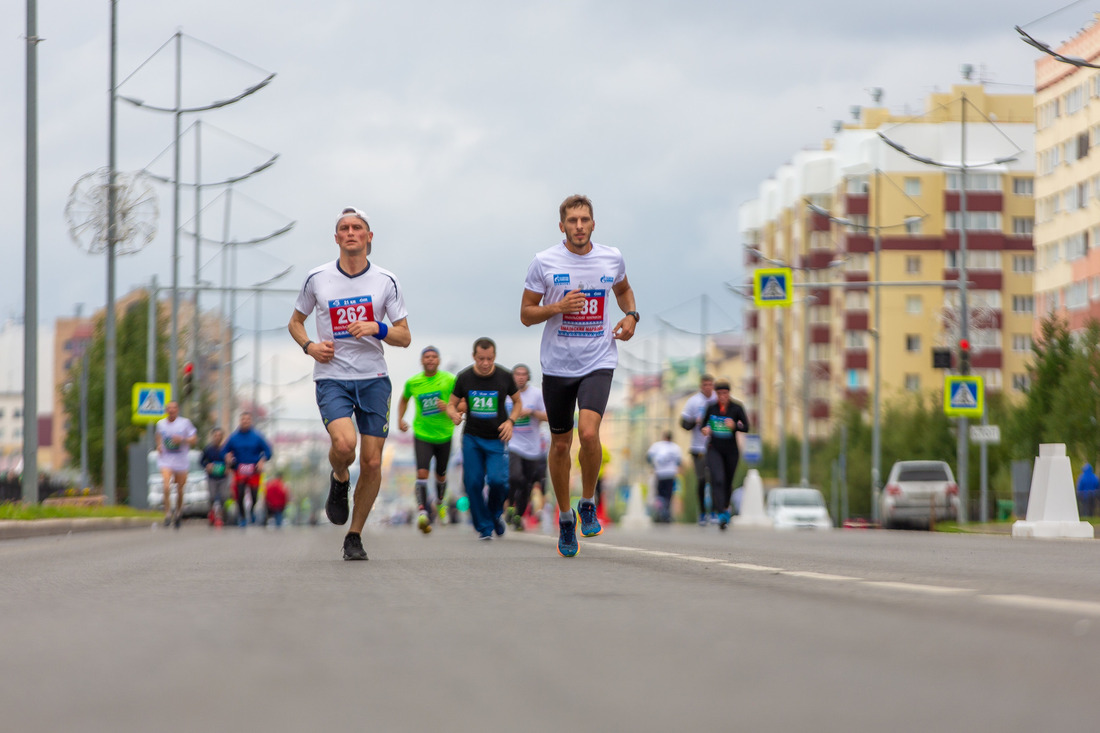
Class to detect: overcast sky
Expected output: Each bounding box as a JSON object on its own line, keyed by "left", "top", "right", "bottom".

{"left": 0, "top": 1, "right": 1077, "bottom": 423}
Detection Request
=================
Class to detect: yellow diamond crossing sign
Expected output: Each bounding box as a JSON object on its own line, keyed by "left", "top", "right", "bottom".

{"left": 943, "top": 375, "right": 983, "bottom": 418}
{"left": 132, "top": 382, "right": 171, "bottom": 425}
{"left": 753, "top": 267, "right": 792, "bottom": 308}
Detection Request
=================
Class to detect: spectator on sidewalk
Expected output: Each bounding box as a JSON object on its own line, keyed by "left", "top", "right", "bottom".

{"left": 1077, "top": 463, "right": 1099, "bottom": 518}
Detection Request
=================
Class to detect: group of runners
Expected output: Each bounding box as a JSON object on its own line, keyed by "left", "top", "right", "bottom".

{"left": 288, "top": 195, "right": 638, "bottom": 560}
{"left": 154, "top": 407, "right": 276, "bottom": 528}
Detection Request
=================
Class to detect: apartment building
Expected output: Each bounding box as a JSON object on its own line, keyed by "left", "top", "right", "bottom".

{"left": 740, "top": 84, "right": 1035, "bottom": 446}
{"left": 1034, "top": 19, "right": 1100, "bottom": 330}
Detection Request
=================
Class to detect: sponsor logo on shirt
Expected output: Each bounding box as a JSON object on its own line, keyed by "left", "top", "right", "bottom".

{"left": 553, "top": 273, "right": 570, "bottom": 285}
{"left": 600, "top": 275, "right": 615, "bottom": 283}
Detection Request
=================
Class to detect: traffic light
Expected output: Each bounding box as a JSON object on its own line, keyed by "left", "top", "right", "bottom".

{"left": 182, "top": 362, "right": 194, "bottom": 399}
{"left": 958, "top": 339, "right": 970, "bottom": 375}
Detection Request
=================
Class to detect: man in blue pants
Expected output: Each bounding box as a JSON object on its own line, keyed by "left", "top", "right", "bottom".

{"left": 446, "top": 337, "right": 523, "bottom": 540}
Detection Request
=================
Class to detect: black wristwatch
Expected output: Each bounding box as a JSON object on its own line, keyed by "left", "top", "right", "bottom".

{"left": 625, "top": 311, "right": 640, "bottom": 322}
{"left": 302, "top": 340, "right": 313, "bottom": 355}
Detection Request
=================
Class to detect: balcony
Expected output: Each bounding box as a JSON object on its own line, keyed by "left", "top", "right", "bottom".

{"left": 944, "top": 191, "right": 1002, "bottom": 212}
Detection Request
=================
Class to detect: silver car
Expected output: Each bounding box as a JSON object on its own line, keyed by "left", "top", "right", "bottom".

{"left": 881, "top": 460, "right": 959, "bottom": 529}
{"left": 766, "top": 488, "right": 833, "bottom": 530}
{"left": 147, "top": 450, "right": 211, "bottom": 518}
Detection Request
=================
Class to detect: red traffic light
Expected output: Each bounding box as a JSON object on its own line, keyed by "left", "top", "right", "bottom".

{"left": 183, "top": 362, "right": 194, "bottom": 374}
{"left": 958, "top": 339, "right": 969, "bottom": 352}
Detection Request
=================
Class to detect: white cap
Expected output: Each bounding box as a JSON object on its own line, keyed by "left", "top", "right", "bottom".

{"left": 335, "top": 207, "right": 370, "bottom": 231}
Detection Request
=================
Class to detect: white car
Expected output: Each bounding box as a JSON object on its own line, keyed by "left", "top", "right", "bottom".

{"left": 765, "top": 488, "right": 833, "bottom": 530}
{"left": 147, "top": 450, "right": 210, "bottom": 517}
{"left": 881, "top": 460, "right": 959, "bottom": 529}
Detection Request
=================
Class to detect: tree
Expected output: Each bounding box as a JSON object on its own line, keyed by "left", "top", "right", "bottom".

{"left": 60, "top": 295, "right": 171, "bottom": 502}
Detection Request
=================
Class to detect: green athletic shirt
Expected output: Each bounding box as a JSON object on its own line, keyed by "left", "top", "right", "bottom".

{"left": 402, "top": 371, "right": 457, "bottom": 444}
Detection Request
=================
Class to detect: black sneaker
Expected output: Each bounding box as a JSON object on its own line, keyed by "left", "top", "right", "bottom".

{"left": 494, "top": 517, "right": 506, "bottom": 537}
{"left": 342, "top": 532, "right": 368, "bottom": 561}
{"left": 173, "top": 513, "right": 181, "bottom": 530}
{"left": 326, "top": 472, "right": 351, "bottom": 525}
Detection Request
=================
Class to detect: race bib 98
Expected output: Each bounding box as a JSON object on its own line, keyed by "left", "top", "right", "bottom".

{"left": 328, "top": 296, "right": 375, "bottom": 339}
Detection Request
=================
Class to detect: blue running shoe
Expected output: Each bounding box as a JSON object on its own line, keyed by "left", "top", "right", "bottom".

{"left": 718, "top": 511, "right": 730, "bottom": 531}
{"left": 558, "top": 510, "right": 579, "bottom": 557}
{"left": 578, "top": 500, "right": 602, "bottom": 537}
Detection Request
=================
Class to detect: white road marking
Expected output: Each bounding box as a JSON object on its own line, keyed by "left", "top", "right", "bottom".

{"left": 980, "top": 594, "right": 1100, "bottom": 617}
{"left": 517, "top": 534, "right": 1099, "bottom": 618}
{"left": 861, "top": 581, "right": 974, "bottom": 596}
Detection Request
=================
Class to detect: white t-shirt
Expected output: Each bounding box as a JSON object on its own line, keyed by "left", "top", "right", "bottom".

{"left": 505, "top": 386, "right": 547, "bottom": 460}
{"left": 294, "top": 259, "right": 408, "bottom": 381}
{"left": 647, "top": 440, "right": 683, "bottom": 479}
{"left": 523, "top": 242, "right": 627, "bottom": 377}
{"left": 156, "top": 417, "right": 197, "bottom": 472}
{"left": 681, "top": 391, "right": 718, "bottom": 454}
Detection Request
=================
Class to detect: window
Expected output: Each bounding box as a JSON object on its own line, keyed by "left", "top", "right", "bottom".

{"left": 1013, "top": 295, "right": 1035, "bottom": 314}
{"left": 946, "top": 212, "right": 1002, "bottom": 231}
{"left": 1013, "top": 177, "right": 1034, "bottom": 195}
{"left": 905, "top": 374, "right": 921, "bottom": 392}
{"left": 946, "top": 251, "right": 1002, "bottom": 269}
{"left": 905, "top": 218, "right": 923, "bottom": 235}
{"left": 905, "top": 256, "right": 921, "bottom": 274}
{"left": 847, "top": 369, "right": 868, "bottom": 388}
{"left": 809, "top": 344, "right": 831, "bottom": 360}
{"left": 906, "top": 295, "right": 922, "bottom": 314}
{"left": 1079, "top": 132, "right": 1091, "bottom": 161}
{"left": 946, "top": 172, "right": 1001, "bottom": 191}
{"left": 845, "top": 253, "right": 870, "bottom": 272}
{"left": 1013, "top": 217, "right": 1034, "bottom": 235}
{"left": 13, "top": 409, "right": 21, "bottom": 418}
{"left": 1013, "top": 334, "right": 1032, "bottom": 352}
{"left": 1013, "top": 255, "right": 1035, "bottom": 273}
{"left": 845, "top": 290, "right": 869, "bottom": 310}
{"left": 904, "top": 178, "right": 921, "bottom": 196}
{"left": 1013, "top": 374, "right": 1030, "bottom": 392}
{"left": 906, "top": 335, "right": 921, "bottom": 352}
{"left": 1068, "top": 281, "right": 1089, "bottom": 310}
{"left": 1067, "top": 232, "right": 1088, "bottom": 261}
{"left": 845, "top": 331, "right": 868, "bottom": 349}
{"left": 847, "top": 176, "right": 869, "bottom": 194}
{"left": 845, "top": 214, "right": 869, "bottom": 232}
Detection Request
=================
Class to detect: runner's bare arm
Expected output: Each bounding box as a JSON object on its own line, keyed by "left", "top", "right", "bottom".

{"left": 611, "top": 276, "right": 637, "bottom": 341}
{"left": 520, "top": 288, "right": 585, "bottom": 327}
{"left": 288, "top": 309, "right": 335, "bottom": 363}
{"left": 397, "top": 394, "right": 411, "bottom": 432}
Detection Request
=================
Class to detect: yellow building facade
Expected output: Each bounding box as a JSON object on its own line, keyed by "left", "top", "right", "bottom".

{"left": 1034, "top": 19, "right": 1100, "bottom": 332}
{"left": 740, "top": 84, "right": 1035, "bottom": 446}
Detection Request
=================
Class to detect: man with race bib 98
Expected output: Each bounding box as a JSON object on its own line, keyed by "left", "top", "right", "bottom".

{"left": 520, "top": 194, "right": 638, "bottom": 557}
{"left": 289, "top": 206, "right": 411, "bottom": 561}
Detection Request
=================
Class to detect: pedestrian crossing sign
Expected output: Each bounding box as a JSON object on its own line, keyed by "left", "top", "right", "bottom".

{"left": 943, "top": 375, "right": 983, "bottom": 418}
{"left": 132, "top": 382, "right": 171, "bottom": 425}
{"left": 753, "top": 268, "right": 792, "bottom": 308}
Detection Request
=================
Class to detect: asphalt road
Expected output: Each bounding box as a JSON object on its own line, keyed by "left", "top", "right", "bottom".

{"left": 2, "top": 520, "right": 1099, "bottom": 733}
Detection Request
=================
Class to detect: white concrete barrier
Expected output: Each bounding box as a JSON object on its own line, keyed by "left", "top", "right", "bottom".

{"left": 733, "top": 469, "right": 773, "bottom": 529}
{"left": 619, "top": 482, "right": 653, "bottom": 531}
{"left": 1012, "top": 444, "right": 1094, "bottom": 539}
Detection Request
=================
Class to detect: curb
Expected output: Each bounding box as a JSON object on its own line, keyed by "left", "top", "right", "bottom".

{"left": 0, "top": 517, "right": 155, "bottom": 541}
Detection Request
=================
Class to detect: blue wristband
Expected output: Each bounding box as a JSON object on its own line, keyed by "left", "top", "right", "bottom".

{"left": 372, "top": 322, "right": 388, "bottom": 340}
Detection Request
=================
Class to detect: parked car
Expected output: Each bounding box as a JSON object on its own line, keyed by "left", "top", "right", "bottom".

{"left": 881, "top": 460, "right": 959, "bottom": 529}
{"left": 147, "top": 450, "right": 210, "bottom": 518}
{"left": 765, "top": 488, "right": 833, "bottom": 530}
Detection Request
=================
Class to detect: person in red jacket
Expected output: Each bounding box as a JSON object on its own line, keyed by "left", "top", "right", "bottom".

{"left": 264, "top": 473, "right": 290, "bottom": 528}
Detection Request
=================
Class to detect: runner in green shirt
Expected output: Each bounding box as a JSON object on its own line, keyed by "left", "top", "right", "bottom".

{"left": 398, "top": 345, "right": 456, "bottom": 533}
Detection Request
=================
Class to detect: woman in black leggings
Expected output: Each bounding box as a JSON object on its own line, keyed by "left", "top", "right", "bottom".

{"left": 701, "top": 380, "right": 750, "bottom": 530}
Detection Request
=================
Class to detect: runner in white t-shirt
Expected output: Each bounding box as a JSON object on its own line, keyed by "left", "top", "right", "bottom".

{"left": 646, "top": 431, "right": 683, "bottom": 523}
{"left": 288, "top": 206, "right": 411, "bottom": 561}
{"left": 155, "top": 400, "right": 198, "bottom": 529}
{"left": 520, "top": 194, "right": 638, "bottom": 557}
{"left": 680, "top": 374, "right": 718, "bottom": 525}
{"left": 504, "top": 364, "right": 547, "bottom": 531}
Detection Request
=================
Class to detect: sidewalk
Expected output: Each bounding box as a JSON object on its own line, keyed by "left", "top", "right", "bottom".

{"left": 0, "top": 517, "right": 154, "bottom": 541}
